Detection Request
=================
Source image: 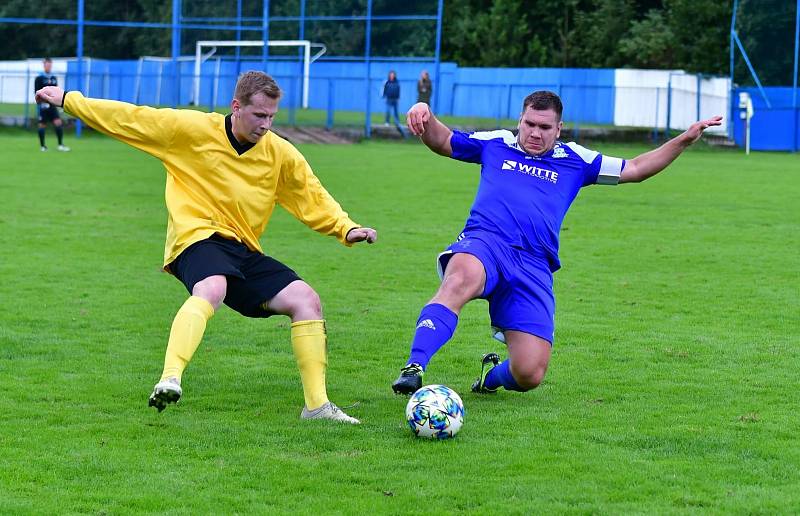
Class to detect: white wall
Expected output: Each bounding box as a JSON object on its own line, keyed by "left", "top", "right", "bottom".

{"left": 614, "top": 69, "right": 729, "bottom": 134}
{"left": 0, "top": 59, "right": 69, "bottom": 104}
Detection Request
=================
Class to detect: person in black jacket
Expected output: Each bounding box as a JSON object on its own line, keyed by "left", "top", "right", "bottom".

{"left": 382, "top": 70, "right": 405, "bottom": 137}
{"left": 34, "top": 58, "right": 69, "bottom": 152}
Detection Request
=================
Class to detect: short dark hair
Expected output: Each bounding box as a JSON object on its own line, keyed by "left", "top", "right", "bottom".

{"left": 522, "top": 91, "right": 563, "bottom": 120}
{"left": 43, "top": 57, "right": 52, "bottom": 63}
{"left": 234, "top": 71, "right": 282, "bottom": 105}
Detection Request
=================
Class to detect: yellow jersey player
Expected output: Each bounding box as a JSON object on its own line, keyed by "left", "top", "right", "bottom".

{"left": 36, "top": 71, "right": 377, "bottom": 424}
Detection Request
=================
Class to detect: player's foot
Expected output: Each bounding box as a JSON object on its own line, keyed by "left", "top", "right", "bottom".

{"left": 40, "top": 146, "right": 47, "bottom": 152}
{"left": 471, "top": 353, "right": 500, "bottom": 393}
{"left": 58, "top": 145, "right": 71, "bottom": 152}
{"left": 391, "top": 363, "right": 423, "bottom": 395}
{"left": 148, "top": 377, "right": 182, "bottom": 412}
{"left": 301, "top": 402, "right": 360, "bottom": 424}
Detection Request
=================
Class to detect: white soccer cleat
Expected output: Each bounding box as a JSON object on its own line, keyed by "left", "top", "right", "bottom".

{"left": 58, "top": 145, "right": 71, "bottom": 152}
{"left": 300, "top": 402, "right": 360, "bottom": 424}
{"left": 148, "top": 377, "right": 182, "bottom": 412}
{"left": 40, "top": 146, "right": 47, "bottom": 152}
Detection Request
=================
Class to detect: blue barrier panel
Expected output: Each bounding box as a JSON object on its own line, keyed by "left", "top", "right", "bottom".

{"left": 450, "top": 67, "right": 615, "bottom": 123}
{"left": 733, "top": 87, "right": 800, "bottom": 151}
{"left": 60, "top": 59, "right": 615, "bottom": 126}
{"left": 305, "top": 60, "right": 451, "bottom": 113}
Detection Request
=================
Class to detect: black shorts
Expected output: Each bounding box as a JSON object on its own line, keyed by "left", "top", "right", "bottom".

{"left": 169, "top": 234, "right": 301, "bottom": 318}
{"left": 38, "top": 105, "right": 60, "bottom": 123}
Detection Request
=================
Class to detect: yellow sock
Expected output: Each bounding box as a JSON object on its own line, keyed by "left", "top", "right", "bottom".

{"left": 160, "top": 296, "right": 215, "bottom": 381}
{"left": 291, "top": 320, "right": 329, "bottom": 410}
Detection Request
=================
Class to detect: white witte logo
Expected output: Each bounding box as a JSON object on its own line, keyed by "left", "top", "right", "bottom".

{"left": 552, "top": 146, "right": 567, "bottom": 158}
{"left": 498, "top": 158, "right": 559, "bottom": 184}
{"left": 416, "top": 319, "right": 436, "bottom": 331}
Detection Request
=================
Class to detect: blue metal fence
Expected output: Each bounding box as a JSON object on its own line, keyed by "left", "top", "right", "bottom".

{"left": 0, "top": 0, "right": 445, "bottom": 137}
{"left": 56, "top": 58, "right": 617, "bottom": 126}
{"left": 730, "top": 0, "right": 800, "bottom": 151}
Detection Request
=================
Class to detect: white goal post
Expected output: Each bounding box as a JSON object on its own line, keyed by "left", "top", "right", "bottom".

{"left": 193, "top": 40, "right": 326, "bottom": 108}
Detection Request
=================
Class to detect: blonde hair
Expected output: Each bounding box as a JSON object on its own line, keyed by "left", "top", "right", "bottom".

{"left": 234, "top": 71, "right": 282, "bottom": 105}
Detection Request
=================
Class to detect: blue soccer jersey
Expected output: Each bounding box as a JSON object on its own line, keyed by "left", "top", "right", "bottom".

{"left": 450, "top": 129, "right": 625, "bottom": 271}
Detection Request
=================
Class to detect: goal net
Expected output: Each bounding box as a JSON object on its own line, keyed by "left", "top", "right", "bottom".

{"left": 193, "top": 40, "right": 326, "bottom": 109}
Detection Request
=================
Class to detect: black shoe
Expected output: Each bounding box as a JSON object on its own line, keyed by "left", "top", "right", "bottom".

{"left": 391, "top": 363, "right": 424, "bottom": 395}
{"left": 471, "top": 353, "right": 500, "bottom": 393}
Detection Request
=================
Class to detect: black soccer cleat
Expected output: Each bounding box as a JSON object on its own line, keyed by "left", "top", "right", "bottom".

{"left": 391, "top": 363, "right": 424, "bottom": 395}
{"left": 471, "top": 353, "right": 500, "bottom": 393}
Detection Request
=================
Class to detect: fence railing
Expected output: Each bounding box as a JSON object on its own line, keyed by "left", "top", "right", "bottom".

{"left": 0, "top": 67, "right": 731, "bottom": 139}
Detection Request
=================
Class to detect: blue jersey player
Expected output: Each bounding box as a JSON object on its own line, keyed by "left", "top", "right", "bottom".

{"left": 391, "top": 90, "right": 722, "bottom": 396}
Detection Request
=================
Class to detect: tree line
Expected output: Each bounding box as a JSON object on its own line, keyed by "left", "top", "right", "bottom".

{"left": 0, "top": 0, "right": 795, "bottom": 85}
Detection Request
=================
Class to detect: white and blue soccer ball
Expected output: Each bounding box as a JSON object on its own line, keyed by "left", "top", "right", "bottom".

{"left": 405, "top": 384, "right": 464, "bottom": 439}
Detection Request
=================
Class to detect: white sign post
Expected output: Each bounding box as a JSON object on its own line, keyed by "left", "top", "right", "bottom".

{"left": 738, "top": 91, "right": 754, "bottom": 155}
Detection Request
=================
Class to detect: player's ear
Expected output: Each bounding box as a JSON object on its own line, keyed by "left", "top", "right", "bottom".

{"left": 231, "top": 98, "right": 240, "bottom": 116}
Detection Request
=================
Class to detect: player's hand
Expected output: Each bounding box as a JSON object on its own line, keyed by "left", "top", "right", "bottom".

{"left": 406, "top": 102, "right": 431, "bottom": 136}
{"left": 683, "top": 115, "right": 723, "bottom": 145}
{"left": 346, "top": 227, "right": 377, "bottom": 244}
{"left": 35, "top": 86, "right": 65, "bottom": 107}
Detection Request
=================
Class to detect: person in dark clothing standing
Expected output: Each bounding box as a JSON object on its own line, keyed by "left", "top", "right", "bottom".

{"left": 382, "top": 70, "right": 405, "bottom": 137}
{"left": 417, "top": 70, "right": 432, "bottom": 105}
{"left": 34, "top": 58, "right": 69, "bottom": 152}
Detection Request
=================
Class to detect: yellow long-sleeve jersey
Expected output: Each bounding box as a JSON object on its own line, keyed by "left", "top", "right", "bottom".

{"left": 63, "top": 91, "right": 358, "bottom": 268}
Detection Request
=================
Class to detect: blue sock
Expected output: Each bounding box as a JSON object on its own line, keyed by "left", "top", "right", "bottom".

{"left": 483, "top": 359, "right": 526, "bottom": 392}
{"left": 406, "top": 303, "right": 458, "bottom": 370}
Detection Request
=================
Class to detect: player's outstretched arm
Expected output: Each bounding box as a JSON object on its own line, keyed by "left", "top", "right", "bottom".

{"left": 620, "top": 116, "right": 723, "bottom": 184}
{"left": 35, "top": 85, "right": 178, "bottom": 159}
{"left": 277, "top": 143, "right": 377, "bottom": 247}
{"left": 406, "top": 102, "right": 453, "bottom": 157}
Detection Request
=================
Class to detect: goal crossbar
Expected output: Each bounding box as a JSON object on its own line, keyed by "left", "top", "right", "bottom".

{"left": 194, "top": 40, "right": 326, "bottom": 108}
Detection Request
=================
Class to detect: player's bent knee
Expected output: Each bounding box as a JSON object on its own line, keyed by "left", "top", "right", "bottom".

{"left": 286, "top": 282, "right": 323, "bottom": 319}
{"left": 512, "top": 365, "right": 547, "bottom": 391}
{"left": 192, "top": 275, "right": 227, "bottom": 308}
{"left": 298, "top": 286, "right": 322, "bottom": 317}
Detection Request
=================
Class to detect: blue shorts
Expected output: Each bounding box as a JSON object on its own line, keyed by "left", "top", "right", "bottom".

{"left": 437, "top": 231, "right": 555, "bottom": 344}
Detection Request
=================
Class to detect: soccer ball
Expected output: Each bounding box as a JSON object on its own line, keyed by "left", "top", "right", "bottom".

{"left": 405, "top": 384, "right": 464, "bottom": 439}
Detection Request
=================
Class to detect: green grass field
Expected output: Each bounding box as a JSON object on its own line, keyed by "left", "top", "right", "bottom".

{"left": 1, "top": 127, "right": 798, "bottom": 513}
